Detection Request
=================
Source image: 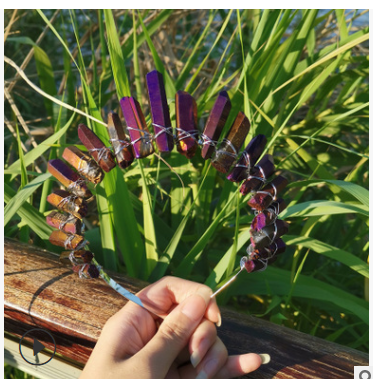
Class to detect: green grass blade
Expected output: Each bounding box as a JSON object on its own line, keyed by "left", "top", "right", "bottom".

{"left": 283, "top": 235, "right": 369, "bottom": 278}
{"left": 281, "top": 200, "right": 368, "bottom": 218}
{"left": 4, "top": 183, "right": 53, "bottom": 240}
{"left": 7, "top": 113, "right": 75, "bottom": 180}
{"left": 104, "top": 9, "right": 130, "bottom": 98}
{"left": 5, "top": 173, "right": 51, "bottom": 225}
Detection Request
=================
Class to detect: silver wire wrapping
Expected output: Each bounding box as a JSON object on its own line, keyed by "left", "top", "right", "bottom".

{"left": 67, "top": 178, "right": 86, "bottom": 197}
{"left": 109, "top": 138, "right": 132, "bottom": 155}
{"left": 152, "top": 123, "right": 174, "bottom": 139}
{"left": 214, "top": 138, "right": 238, "bottom": 160}
{"left": 89, "top": 146, "right": 112, "bottom": 163}
{"left": 126, "top": 126, "right": 154, "bottom": 145}
{"left": 198, "top": 134, "right": 218, "bottom": 149}
{"left": 173, "top": 127, "right": 199, "bottom": 143}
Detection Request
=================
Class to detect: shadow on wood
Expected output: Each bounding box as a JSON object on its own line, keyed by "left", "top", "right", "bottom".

{"left": 4, "top": 238, "right": 368, "bottom": 378}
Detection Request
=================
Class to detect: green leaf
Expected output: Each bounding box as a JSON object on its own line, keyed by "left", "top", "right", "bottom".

{"left": 104, "top": 9, "right": 130, "bottom": 98}
{"left": 4, "top": 183, "right": 53, "bottom": 240}
{"left": 281, "top": 200, "right": 368, "bottom": 218}
{"left": 7, "top": 113, "right": 75, "bottom": 180}
{"left": 283, "top": 235, "right": 369, "bottom": 278}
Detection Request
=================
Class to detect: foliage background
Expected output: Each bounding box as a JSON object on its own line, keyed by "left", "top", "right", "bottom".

{"left": 4, "top": 10, "right": 369, "bottom": 377}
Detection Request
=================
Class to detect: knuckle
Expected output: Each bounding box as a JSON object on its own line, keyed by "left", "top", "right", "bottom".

{"left": 158, "top": 320, "right": 189, "bottom": 345}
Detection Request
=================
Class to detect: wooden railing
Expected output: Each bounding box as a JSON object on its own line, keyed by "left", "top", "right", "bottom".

{"left": 4, "top": 238, "right": 368, "bottom": 378}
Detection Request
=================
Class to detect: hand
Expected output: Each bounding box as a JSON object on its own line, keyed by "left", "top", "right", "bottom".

{"left": 80, "top": 276, "right": 264, "bottom": 379}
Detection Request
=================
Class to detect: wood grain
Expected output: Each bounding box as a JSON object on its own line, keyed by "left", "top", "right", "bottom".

{"left": 4, "top": 238, "right": 368, "bottom": 377}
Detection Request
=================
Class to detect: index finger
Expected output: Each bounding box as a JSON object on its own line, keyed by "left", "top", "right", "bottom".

{"left": 137, "top": 276, "right": 221, "bottom": 325}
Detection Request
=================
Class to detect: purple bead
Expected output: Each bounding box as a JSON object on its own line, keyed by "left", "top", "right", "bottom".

{"left": 120, "top": 97, "right": 154, "bottom": 159}
{"left": 146, "top": 70, "right": 174, "bottom": 153}
{"left": 227, "top": 134, "right": 267, "bottom": 182}
{"left": 201, "top": 91, "right": 231, "bottom": 159}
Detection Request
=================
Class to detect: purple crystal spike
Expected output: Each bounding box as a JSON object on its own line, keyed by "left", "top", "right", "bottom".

{"left": 175, "top": 90, "right": 198, "bottom": 159}
{"left": 146, "top": 70, "right": 174, "bottom": 153}
{"left": 201, "top": 91, "right": 231, "bottom": 159}
{"left": 120, "top": 97, "right": 154, "bottom": 159}
{"left": 227, "top": 134, "right": 267, "bottom": 182}
{"left": 211, "top": 111, "right": 251, "bottom": 174}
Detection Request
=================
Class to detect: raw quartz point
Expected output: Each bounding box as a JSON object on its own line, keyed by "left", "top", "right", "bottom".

{"left": 72, "top": 264, "right": 100, "bottom": 279}
{"left": 49, "top": 230, "right": 86, "bottom": 250}
{"left": 248, "top": 175, "right": 288, "bottom": 212}
{"left": 175, "top": 90, "right": 198, "bottom": 159}
{"left": 59, "top": 250, "right": 94, "bottom": 265}
{"left": 240, "top": 154, "right": 275, "bottom": 195}
{"left": 46, "top": 210, "right": 82, "bottom": 235}
{"left": 78, "top": 124, "right": 116, "bottom": 173}
{"left": 146, "top": 70, "right": 174, "bottom": 152}
{"left": 106, "top": 112, "right": 134, "bottom": 168}
{"left": 227, "top": 134, "right": 267, "bottom": 182}
{"left": 247, "top": 238, "right": 286, "bottom": 261}
{"left": 251, "top": 198, "right": 287, "bottom": 232}
{"left": 47, "top": 190, "right": 88, "bottom": 219}
{"left": 211, "top": 111, "right": 251, "bottom": 174}
{"left": 250, "top": 219, "right": 289, "bottom": 250}
{"left": 201, "top": 91, "right": 231, "bottom": 159}
{"left": 62, "top": 146, "right": 104, "bottom": 184}
{"left": 48, "top": 159, "right": 92, "bottom": 199}
{"left": 120, "top": 97, "right": 154, "bottom": 159}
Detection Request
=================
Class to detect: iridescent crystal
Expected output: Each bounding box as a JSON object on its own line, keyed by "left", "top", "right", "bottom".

{"left": 78, "top": 124, "right": 116, "bottom": 172}
{"left": 211, "top": 111, "right": 250, "bottom": 173}
{"left": 106, "top": 112, "right": 134, "bottom": 168}
{"left": 201, "top": 91, "right": 231, "bottom": 159}
{"left": 175, "top": 90, "right": 198, "bottom": 159}
{"left": 146, "top": 70, "right": 174, "bottom": 152}
{"left": 59, "top": 250, "right": 94, "bottom": 265}
{"left": 46, "top": 210, "right": 82, "bottom": 234}
{"left": 120, "top": 97, "right": 154, "bottom": 159}
{"left": 48, "top": 159, "right": 92, "bottom": 199}
{"left": 63, "top": 146, "right": 104, "bottom": 184}
{"left": 250, "top": 219, "right": 289, "bottom": 250}
{"left": 240, "top": 154, "right": 274, "bottom": 195}
{"left": 227, "top": 134, "right": 267, "bottom": 182}
{"left": 72, "top": 264, "right": 100, "bottom": 279}
{"left": 246, "top": 238, "right": 286, "bottom": 260}
{"left": 251, "top": 199, "right": 286, "bottom": 231}
{"left": 47, "top": 190, "right": 88, "bottom": 219}
{"left": 247, "top": 176, "right": 288, "bottom": 211}
{"left": 49, "top": 230, "right": 86, "bottom": 250}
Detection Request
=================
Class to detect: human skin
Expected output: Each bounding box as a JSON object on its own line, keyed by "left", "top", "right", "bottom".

{"left": 80, "top": 277, "right": 263, "bottom": 379}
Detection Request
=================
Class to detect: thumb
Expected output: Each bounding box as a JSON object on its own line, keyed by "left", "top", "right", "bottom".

{"left": 136, "top": 286, "right": 212, "bottom": 374}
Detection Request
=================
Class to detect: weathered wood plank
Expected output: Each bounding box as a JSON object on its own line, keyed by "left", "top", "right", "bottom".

{"left": 4, "top": 238, "right": 368, "bottom": 378}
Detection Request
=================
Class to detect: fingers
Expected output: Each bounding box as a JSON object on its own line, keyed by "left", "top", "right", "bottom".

{"left": 135, "top": 287, "right": 211, "bottom": 377}
{"left": 189, "top": 319, "right": 217, "bottom": 368}
{"left": 98, "top": 300, "right": 156, "bottom": 359}
{"left": 137, "top": 276, "right": 221, "bottom": 325}
{"left": 214, "top": 353, "right": 263, "bottom": 379}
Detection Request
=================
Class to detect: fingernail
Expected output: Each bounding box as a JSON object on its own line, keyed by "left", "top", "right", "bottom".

{"left": 195, "top": 371, "right": 208, "bottom": 379}
{"left": 216, "top": 313, "right": 222, "bottom": 327}
{"left": 181, "top": 294, "right": 206, "bottom": 322}
{"left": 259, "top": 354, "right": 271, "bottom": 364}
{"left": 190, "top": 350, "right": 202, "bottom": 368}
{"left": 196, "top": 358, "right": 218, "bottom": 379}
